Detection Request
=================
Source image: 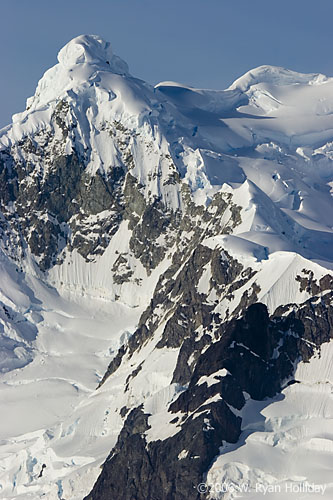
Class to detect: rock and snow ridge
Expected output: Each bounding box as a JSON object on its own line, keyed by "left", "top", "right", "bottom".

{"left": 0, "top": 35, "right": 332, "bottom": 499}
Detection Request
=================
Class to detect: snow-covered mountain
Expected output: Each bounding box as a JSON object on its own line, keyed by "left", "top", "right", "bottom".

{"left": 0, "top": 35, "right": 332, "bottom": 499}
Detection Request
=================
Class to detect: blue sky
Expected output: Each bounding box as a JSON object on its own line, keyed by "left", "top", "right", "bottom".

{"left": 1, "top": 0, "right": 333, "bottom": 128}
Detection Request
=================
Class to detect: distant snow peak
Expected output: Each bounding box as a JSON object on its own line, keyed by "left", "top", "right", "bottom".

{"left": 57, "top": 34, "right": 129, "bottom": 75}
{"left": 229, "top": 64, "right": 328, "bottom": 91}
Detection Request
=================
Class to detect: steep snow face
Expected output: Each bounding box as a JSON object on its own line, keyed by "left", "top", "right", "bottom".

{"left": 0, "top": 36, "right": 332, "bottom": 500}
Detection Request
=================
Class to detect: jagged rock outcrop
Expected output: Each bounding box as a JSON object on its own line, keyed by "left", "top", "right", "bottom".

{"left": 87, "top": 295, "right": 333, "bottom": 500}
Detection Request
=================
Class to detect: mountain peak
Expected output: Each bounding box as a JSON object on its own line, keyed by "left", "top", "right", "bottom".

{"left": 17, "top": 35, "right": 130, "bottom": 116}
{"left": 1, "top": 34, "right": 333, "bottom": 500}
{"left": 57, "top": 34, "right": 129, "bottom": 75}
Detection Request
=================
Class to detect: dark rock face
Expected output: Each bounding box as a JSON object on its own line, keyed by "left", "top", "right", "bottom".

{"left": 86, "top": 293, "right": 333, "bottom": 500}
{"left": 84, "top": 402, "right": 241, "bottom": 500}
{"left": 0, "top": 146, "right": 126, "bottom": 269}
{"left": 274, "top": 292, "right": 333, "bottom": 360}
{"left": 129, "top": 200, "right": 175, "bottom": 272}
{"left": 191, "top": 303, "right": 280, "bottom": 401}
{"left": 210, "top": 247, "right": 243, "bottom": 289}
{"left": 296, "top": 269, "right": 333, "bottom": 297}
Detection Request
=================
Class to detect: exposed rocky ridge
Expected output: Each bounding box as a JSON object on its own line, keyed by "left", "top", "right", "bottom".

{"left": 86, "top": 293, "right": 333, "bottom": 500}
{"left": 85, "top": 402, "right": 241, "bottom": 500}
{"left": 98, "top": 243, "right": 249, "bottom": 388}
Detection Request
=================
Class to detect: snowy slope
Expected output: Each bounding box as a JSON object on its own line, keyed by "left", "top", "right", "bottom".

{"left": 0, "top": 35, "right": 332, "bottom": 499}
{"left": 0, "top": 253, "right": 143, "bottom": 499}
